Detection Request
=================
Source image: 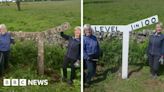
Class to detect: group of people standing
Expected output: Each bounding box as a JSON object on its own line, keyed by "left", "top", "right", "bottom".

{"left": 0, "top": 23, "right": 163, "bottom": 86}
{"left": 61, "top": 23, "right": 164, "bottom": 86}
{"left": 60, "top": 24, "right": 100, "bottom": 86}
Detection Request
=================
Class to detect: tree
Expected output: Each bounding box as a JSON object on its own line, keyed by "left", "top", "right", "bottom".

{"left": 5, "top": 0, "right": 10, "bottom": 6}
{"left": 16, "top": 0, "right": 21, "bottom": 11}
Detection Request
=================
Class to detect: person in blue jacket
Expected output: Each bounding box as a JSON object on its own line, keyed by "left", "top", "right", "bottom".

{"left": 83, "top": 24, "right": 100, "bottom": 86}
{"left": 147, "top": 22, "right": 164, "bottom": 79}
{"left": 60, "top": 26, "right": 81, "bottom": 85}
{"left": 0, "top": 24, "right": 14, "bottom": 76}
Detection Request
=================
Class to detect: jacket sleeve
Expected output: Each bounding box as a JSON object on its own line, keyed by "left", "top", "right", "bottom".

{"left": 97, "top": 39, "right": 100, "bottom": 58}
{"left": 60, "top": 32, "right": 71, "bottom": 40}
{"left": 83, "top": 39, "right": 90, "bottom": 60}
{"left": 162, "top": 37, "right": 164, "bottom": 56}
{"left": 78, "top": 42, "right": 81, "bottom": 60}
{"left": 10, "top": 37, "right": 15, "bottom": 44}
{"left": 147, "top": 36, "right": 151, "bottom": 55}
{"left": 9, "top": 33, "right": 15, "bottom": 44}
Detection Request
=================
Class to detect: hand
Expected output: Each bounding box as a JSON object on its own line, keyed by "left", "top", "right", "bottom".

{"left": 159, "top": 56, "right": 164, "bottom": 64}
{"left": 76, "top": 59, "right": 80, "bottom": 63}
{"left": 87, "top": 57, "right": 90, "bottom": 61}
{"left": 74, "top": 60, "right": 80, "bottom": 68}
{"left": 144, "top": 54, "right": 148, "bottom": 59}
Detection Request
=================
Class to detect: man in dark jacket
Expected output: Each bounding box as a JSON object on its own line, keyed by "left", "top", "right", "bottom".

{"left": 147, "top": 23, "right": 164, "bottom": 79}
{"left": 83, "top": 24, "right": 100, "bottom": 86}
{"left": 60, "top": 26, "right": 81, "bottom": 85}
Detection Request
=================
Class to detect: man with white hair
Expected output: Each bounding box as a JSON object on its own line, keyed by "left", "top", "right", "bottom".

{"left": 83, "top": 24, "right": 100, "bottom": 86}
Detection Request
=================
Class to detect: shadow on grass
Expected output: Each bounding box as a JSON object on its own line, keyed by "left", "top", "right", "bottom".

{"left": 91, "top": 65, "right": 119, "bottom": 84}
{"left": 90, "top": 63, "right": 148, "bottom": 84}
{"left": 128, "top": 63, "right": 164, "bottom": 77}
{"left": 84, "top": 0, "right": 114, "bottom": 5}
{"left": 128, "top": 63, "right": 144, "bottom": 78}
{"left": 159, "top": 65, "right": 164, "bottom": 75}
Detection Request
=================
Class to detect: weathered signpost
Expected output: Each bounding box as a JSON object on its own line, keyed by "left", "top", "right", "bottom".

{"left": 91, "top": 15, "right": 159, "bottom": 79}
{"left": 11, "top": 22, "right": 70, "bottom": 75}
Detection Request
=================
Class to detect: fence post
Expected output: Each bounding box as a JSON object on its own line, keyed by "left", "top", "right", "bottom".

{"left": 37, "top": 33, "right": 44, "bottom": 75}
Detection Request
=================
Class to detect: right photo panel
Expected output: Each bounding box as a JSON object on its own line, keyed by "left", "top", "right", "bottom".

{"left": 83, "top": 0, "right": 164, "bottom": 92}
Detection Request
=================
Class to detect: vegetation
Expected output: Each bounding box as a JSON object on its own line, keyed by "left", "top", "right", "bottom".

{"left": 0, "top": 0, "right": 80, "bottom": 92}
{"left": 84, "top": 0, "right": 164, "bottom": 92}
{"left": 0, "top": 0, "right": 80, "bottom": 34}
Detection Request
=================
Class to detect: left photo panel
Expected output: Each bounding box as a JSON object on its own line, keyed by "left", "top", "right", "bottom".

{"left": 0, "top": 0, "right": 81, "bottom": 92}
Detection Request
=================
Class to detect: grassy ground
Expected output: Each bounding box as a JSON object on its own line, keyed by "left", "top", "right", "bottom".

{"left": 0, "top": 0, "right": 80, "bottom": 34}
{"left": 84, "top": 0, "right": 164, "bottom": 92}
{"left": 0, "top": 63, "right": 80, "bottom": 92}
{"left": 84, "top": 65, "right": 164, "bottom": 92}
{"left": 84, "top": 0, "right": 164, "bottom": 30}
{"left": 0, "top": 0, "right": 80, "bottom": 92}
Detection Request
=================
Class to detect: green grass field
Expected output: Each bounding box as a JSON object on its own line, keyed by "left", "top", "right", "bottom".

{"left": 84, "top": 66, "right": 164, "bottom": 92}
{"left": 0, "top": 0, "right": 81, "bottom": 92}
{"left": 0, "top": 0, "right": 80, "bottom": 34}
{"left": 84, "top": 0, "right": 164, "bottom": 92}
{"left": 84, "top": 0, "right": 164, "bottom": 29}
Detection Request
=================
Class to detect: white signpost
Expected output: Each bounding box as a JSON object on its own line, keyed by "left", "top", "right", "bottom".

{"left": 91, "top": 15, "right": 159, "bottom": 79}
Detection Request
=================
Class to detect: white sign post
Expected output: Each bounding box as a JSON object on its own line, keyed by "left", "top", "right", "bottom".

{"left": 91, "top": 15, "right": 159, "bottom": 79}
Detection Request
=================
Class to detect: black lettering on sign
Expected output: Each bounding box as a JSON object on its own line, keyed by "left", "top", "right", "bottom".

{"left": 116, "top": 26, "right": 118, "bottom": 31}
{"left": 100, "top": 26, "right": 104, "bottom": 32}
{"left": 94, "top": 27, "right": 98, "bottom": 32}
{"left": 105, "top": 26, "right": 110, "bottom": 32}
{"left": 141, "top": 21, "right": 144, "bottom": 27}
{"left": 145, "top": 20, "right": 150, "bottom": 25}
{"left": 133, "top": 24, "right": 140, "bottom": 29}
{"left": 136, "top": 24, "right": 140, "bottom": 28}
{"left": 151, "top": 17, "right": 156, "bottom": 23}
{"left": 131, "top": 25, "right": 134, "bottom": 30}
{"left": 116, "top": 28, "right": 120, "bottom": 32}
{"left": 111, "top": 26, "right": 116, "bottom": 31}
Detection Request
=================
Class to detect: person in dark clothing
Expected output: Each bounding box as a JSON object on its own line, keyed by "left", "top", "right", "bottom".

{"left": 83, "top": 24, "right": 100, "bottom": 86}
{"left": 0, "top": 24, "right": 14, "bottom": 77}
{"left": 147, "top": 23, "right": 164, "bottom": 79}
{"left": 60, "top": 26, "right": 81, "bottom": 85}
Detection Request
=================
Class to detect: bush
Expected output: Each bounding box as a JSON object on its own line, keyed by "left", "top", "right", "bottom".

{"left": 99, "top": 38, "right": 122, "bottom": 67}
{"left": 9, "top": 41, "right": 66, "bottom": 72}
{"left": 10, "top": 41, "right": 37, "bottom": 66}
{"left": 99, "top": 37, "right": 149, "bottom": 67}
{"left": 129, "top": 38, "right": 149, "bottom": 65}
{"left": 45, "top": 44, "right": 66, "bottom": 70}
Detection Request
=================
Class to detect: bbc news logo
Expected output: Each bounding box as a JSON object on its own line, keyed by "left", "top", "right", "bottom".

{"left": 3, "top": 79, "right": 48, "bottom": 86}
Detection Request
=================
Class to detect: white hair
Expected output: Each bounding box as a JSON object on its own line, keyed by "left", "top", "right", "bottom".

{"left": 0, "top": 24, "right": 7, "bottom": 32}
{"left": 84, "top": 24, "right": 91, "bottom": 30}
{"left": 74, "top": 26, "right": 81, "bottom": 31}
{"left": 83, "top": 24, "right": 93, "bottom": 34}
{"left": 156, "top": 22, "right": 163, "bottom": 28}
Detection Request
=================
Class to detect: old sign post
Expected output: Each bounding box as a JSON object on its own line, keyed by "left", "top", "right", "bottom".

{"left": 11, "top": 22, "right": 70, "bottom": 75}
{"left": 91, "top": 15, "right": 158, "bottom": 79}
